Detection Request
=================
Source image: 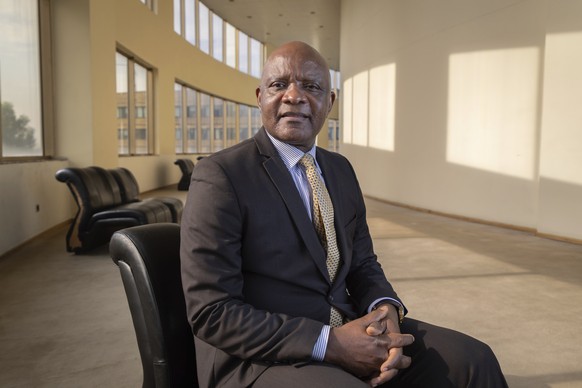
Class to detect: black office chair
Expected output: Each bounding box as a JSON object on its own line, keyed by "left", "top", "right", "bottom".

{"left": 110, "top": 223, "right": 198, "bottom": 388}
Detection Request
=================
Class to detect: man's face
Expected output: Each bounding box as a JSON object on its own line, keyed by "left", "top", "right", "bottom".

{"left": 256, "top": 44, "right": 335, "bottom": 151}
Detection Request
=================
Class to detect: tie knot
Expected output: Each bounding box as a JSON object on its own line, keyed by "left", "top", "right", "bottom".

{"left": 299, "top": 153, "right": 316, "bottom": 169}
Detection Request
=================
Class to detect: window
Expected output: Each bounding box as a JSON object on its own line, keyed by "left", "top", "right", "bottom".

{"left": 213, "top": 97, "right": 224, "bottom": 151}
{"left": 328, "top": 119, "right": 340, "bottom": 152}
{"left": 239, "top": 104, "right": 249, "bottom": 141}
{"left": 174, "top": 83, "right": 183, "bottom": 153}
{"left": 116, "top": 52, "right": 154, "bottom": 155}
{"left": 176, "top": 82, "right": 200, "bottom": 154}
{"left": 330, "top": 69, "right": 341, "bottom": 96}
{"left": 175, "top": 81, "right": 262, "bottom": 154}
{"left": 225, "top": 22, "right": 236, "bottom": 68}
{"left": 173, "top": 1, "right": 265, "bottom": 77}
{"left": 225, "top": 101, "right": 236, "bottom": 147}
{"left": 184, "top": 0, "right": 196, "bottom": 45}
{"left": 185, "top": 88, "right": 197, "bottom": 153}
{"left": 198, "top": 2, "right": 210, "bottom": 54}
{"left": 1, "top": 0, "right": 46, "bottom": 158}
{"left": 251, "top": 107, "right": 261, "bottom": 136}
{"left": 212, "top": 13, "right": 223, "bottom": 62}
{"left": 250, "top": 37, "right": 262, "bottom": 78}
{"left": 238, "top": 32, "right": 248, "bottom": 73}
{"left": 173, "top": 0, "right": 182, "bottom": 35}
{"left": 199, "top": 93, "right": 211, "bottom": 152}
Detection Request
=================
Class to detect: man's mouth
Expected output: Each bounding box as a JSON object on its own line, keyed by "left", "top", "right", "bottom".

{"left": 280, "top": 112, "right": 310, "bottom": 120}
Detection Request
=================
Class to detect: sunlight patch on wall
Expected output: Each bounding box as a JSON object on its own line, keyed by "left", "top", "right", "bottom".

{"left": 342, "top": 64, "right": 396, "bottom": 150}
{"left": 352, "top": 71, "right": 369, "bottom": 146}
{"left": 342, "top": 78, "right": 353, "bottom": 144}
{"left": 369, "top": 64, "right": 396, "bottom": 151}
{"left": 447, "top": 47, "right": 539, "bottom": 180}
{"left": 539, "top": 32, "right": 582, "bottom": 186}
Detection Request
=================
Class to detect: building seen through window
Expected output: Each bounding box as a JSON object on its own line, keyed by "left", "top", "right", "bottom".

{"left": 116, "top": 52, "right": 154, "bottom": 155}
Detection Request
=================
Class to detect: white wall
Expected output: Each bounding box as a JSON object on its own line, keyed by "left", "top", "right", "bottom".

{"left": 0, "top": 160, "right": 73, "bottom": 255}
{"left": 340, "top": 0, "right": 582, "bottom": 241}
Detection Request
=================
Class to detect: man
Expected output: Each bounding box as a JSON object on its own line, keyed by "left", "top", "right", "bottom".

{"left": 180, "top": 41, "right": 508, "bottom": 387}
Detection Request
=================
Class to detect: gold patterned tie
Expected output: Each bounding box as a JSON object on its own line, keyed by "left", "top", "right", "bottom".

{"left": 299, "top": 153, "right": 343, "bottom": 327}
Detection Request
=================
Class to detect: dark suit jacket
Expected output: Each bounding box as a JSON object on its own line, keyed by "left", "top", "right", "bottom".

{"left": 180, "top": 127, "right": 403, "bottom": 388}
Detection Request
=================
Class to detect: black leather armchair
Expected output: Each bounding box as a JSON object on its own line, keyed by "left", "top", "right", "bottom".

{"left": 56, "top": 166, "right": 175, "bottom": 253}
{"left": 174, "top": 159, "right": 195, "bottom": 191}
{"left": 110, "top": 223, "right": 198, "bottom": 388}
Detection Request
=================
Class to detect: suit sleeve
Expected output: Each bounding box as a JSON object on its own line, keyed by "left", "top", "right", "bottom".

{"left": 339, "top": 157, "right": 406, "bottom": 316}
{"left": 180, "top": 157, "right": 323, "bottom": 362}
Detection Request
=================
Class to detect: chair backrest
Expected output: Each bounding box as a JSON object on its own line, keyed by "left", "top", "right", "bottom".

{"left": 174, "top": 159, "right": 195, "bottom": 176}
{"left": 109, "top": 167, "right": 141, "bottom": 203}
{"left": 56, "top": 166, "right": 125, "bottom": 213}
{"left": 110, "top": 223, "right": 198, "bottom": 388}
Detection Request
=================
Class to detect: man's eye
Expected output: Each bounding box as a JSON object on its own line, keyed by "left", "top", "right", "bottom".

{"left": 271, "top": 82, "right": 286, "bottom": 89}
{"left": 305, "top": 83, "right": 321, "bottom": 91}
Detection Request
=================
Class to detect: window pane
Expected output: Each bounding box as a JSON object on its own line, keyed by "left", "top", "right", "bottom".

{"left": 134, "top": 63, "right": 149, "bottom": 154}
{"left": 226, "top": 101, "right": 236, "bottom": 147}
{"left": 199, "top": 2, "right": 209, "bottom": 54}
{"left": 184, "top": 0, "right": 195, "bottom": 45}
{"left": 238, "top": 32, "right": 248, "bottom": 73}
{"left": 328, "top": 119, "right": 339, "bottom": 152}
{"left": 200, "top": 93, "right": 211, "bottom": 152}
{"left": 250, "top": 38, "right": 262, "bottom": 78}
{"left": 212, "top": 13, "right": 223, "bottom": 61}
{"left": 251, "top": 107, "right": 261, "bottom": 136}
{"left": 225, "top": 23, "right": 236, "bottom": 68}
{"left": 239, "top": 104, "right": 249, "bottom": 141}
{"left": 186, "top": 87, "right": 197, "bottom": 153}
{"left": 213, "top": 97, "right": 224, "bottom": 151}
{"left": 116, "top": 53, "right": 129, "bottom": 155}
{"left": 1, "top": 0, "right": 43, "bottom": 157}
{"left": 173, "top": 0, "right": 181, "bottom": 35}
{"left": 174, "top": 83, "right": 183, "bottom": 153}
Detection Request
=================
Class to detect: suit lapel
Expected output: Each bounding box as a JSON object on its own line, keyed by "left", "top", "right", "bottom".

{"left": 255, "top": 129, "right": 330, "bottom": 282}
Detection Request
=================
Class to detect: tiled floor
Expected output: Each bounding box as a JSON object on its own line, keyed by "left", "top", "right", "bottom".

{"left": 1, "top": 188, "right": 581, "bottom": 387}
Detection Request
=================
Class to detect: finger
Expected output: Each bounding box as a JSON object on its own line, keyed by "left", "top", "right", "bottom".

{"left": 367, "top": 369, "right": 399, "bottom": 387}
{"left": 380, "top": 349, "right": 401, "bottom": 371}
{"left": 363, "top": 307, "right": 389, "bottom": 326}
{"left": 381, "top": 354, "right": 412, "bottom": 372}
{"left": 386, "top": 332, "right": 415, "bottom": 348}
{"left": 366, "top": 320, "right": 386, "bottom": 336}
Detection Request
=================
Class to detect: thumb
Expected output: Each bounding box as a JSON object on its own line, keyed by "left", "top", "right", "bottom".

{"left": 362, "top": 307, "right": 389, "bottom": 327}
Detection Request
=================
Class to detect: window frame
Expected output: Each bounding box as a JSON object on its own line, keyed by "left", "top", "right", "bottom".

{"left": 0, "top": 0, "right": 54, "bottom": 162}
{"left": 116, "top": 50, "right": 156, "bottom": 156}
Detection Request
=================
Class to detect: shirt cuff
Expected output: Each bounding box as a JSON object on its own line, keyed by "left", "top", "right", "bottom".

{"left": 311, "top": 325, "right": 331, "bottom": 361}
{"left": 368, "top": 297, "right": 403, "bottom": 314}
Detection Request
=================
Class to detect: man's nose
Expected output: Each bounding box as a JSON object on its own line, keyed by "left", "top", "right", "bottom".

{"left": 282, "top": 83, "right": 306, "bottom": 104}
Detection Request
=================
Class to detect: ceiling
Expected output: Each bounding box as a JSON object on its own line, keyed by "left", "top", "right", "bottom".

{"left": 203, "top": 0, "right": 341, "bottom": 70}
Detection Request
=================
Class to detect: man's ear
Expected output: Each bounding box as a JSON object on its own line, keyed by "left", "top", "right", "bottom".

{"left": 256, "top": 87, "right": 262, "bottom": 109}
{"left": 327, "top": 90, "right": 336, "bottom": 114}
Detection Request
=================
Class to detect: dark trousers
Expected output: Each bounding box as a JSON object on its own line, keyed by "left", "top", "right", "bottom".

{"left": 252, "top": 318, "right": 508, "bottom": 388}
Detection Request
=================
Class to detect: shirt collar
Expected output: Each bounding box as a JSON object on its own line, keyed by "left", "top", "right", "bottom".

{"left": 266, "top": 130, "right": 318, "bottom": 171}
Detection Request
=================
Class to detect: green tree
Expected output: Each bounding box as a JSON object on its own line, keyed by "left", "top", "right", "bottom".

{"left": 1, "top": 101, "right": 36, "bottom": 149}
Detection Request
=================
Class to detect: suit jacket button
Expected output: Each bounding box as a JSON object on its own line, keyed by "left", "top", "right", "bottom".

{"left": 328, "top": 295, "right": 334, "bottom": 302}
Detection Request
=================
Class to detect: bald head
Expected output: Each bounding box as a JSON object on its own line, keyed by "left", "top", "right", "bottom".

{"left": 263, "top": 41, "right": 330, "bottom": 80}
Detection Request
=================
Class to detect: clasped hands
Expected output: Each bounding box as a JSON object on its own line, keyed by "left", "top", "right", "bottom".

{"left": 324, "top": 304, "right": 414, "bottom": 387}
